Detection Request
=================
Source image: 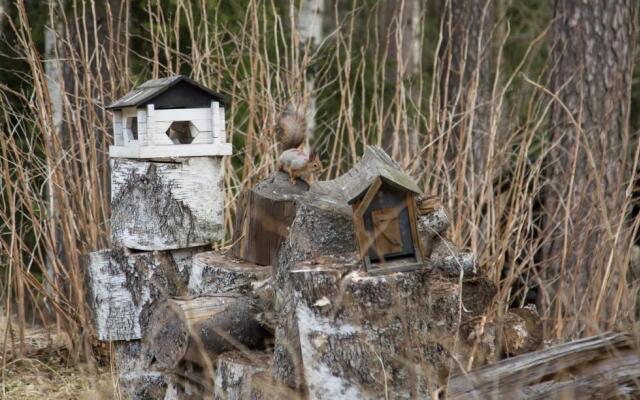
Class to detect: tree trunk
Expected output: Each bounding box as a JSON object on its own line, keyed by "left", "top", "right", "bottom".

{"left": 296, "top": 0, "right": 325, "bottom": 139}
{"left": 380, "top": 0, "right": 422, "bottom": 163}
{"left": 439, "top": 0, "right": 493, "bottom": 175}
{"left": 542, "top": 0, "right": 636, "bottom": 337}
{"left": 44, "top": 0, "right": 65, "bottom": 330}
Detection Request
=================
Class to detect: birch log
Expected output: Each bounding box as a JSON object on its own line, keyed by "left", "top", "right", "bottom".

{"left": 119, "top": 370, "right": 169, "bottom": 400}
{"left": 110, "top": 157, "right": 224, "bottom": 250}
{"left": 114, "top": 340, "right": 145, "bottom": 372}
{"left": 85, "top": 248, "right": 188, "bottom": 341}
{"left": 172, "top": 246, "right": 210, "bottom": 289}
{"left": 188, "top": 252, "right": 270, "bottom": 295}
{"left": 428, "top": 238, "right": 477, "bottom": 276}
{"left": 213, "top": 351, "right": 274, "bottom": 400}
{"left": 417, "top": 206, "right": 449, "bottom": 259}
{"left": 272, "top": 201, "right": 356, "bottom": 390}
{"left": 146, "top": 295, "right": 272, "bottom": 372}
{"left": 500, "top": 307, "right": 543, "bottom": 356}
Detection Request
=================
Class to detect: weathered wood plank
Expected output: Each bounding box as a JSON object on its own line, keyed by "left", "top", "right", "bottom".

{"left": 110, "top": 157, "right": 225, "bottom": 250}
{"left": 231, "top": 173, "right": 308, "bottom": 265}
{"left": 523, "top": 350, "right": 640, "bottom": 399}
{"left": 446, "top": 332, "right": 638, "bottom": 399}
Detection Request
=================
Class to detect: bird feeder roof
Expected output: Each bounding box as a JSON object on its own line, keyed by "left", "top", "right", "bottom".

{"left": 337, "top": 146, "right": 421, "bottom": 204}
{"left": 106, "top": 75, "right": 227, "bottom": 110}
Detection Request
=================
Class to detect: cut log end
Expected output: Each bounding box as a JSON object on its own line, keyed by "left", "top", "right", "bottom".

{"left": 148, "top": 304, "right": 191, "bottom": 370}
{"left": 146, "top": 296, "right": 273, "bottom": 373}
{"left": 500, "top": 307, "right": 543, "bottom": 356}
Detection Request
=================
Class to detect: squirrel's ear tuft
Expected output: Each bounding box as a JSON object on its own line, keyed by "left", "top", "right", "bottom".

{"left": 309, "top": 148, "right": 318, "bottom": 159}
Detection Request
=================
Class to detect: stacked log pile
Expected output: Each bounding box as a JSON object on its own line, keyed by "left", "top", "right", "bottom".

{"left": 84, "top": 156, "right": 226, "bottom": 399}
{"left": 218, "top": 148, "right": 506, "bottom": 397}
{"left": 87, "top": 145, "right": 551, "bottom": 399}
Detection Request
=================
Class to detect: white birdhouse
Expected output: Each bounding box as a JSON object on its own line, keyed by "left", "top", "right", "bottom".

{"left": 107, "top": 75, "right": 232, "bottom": 158}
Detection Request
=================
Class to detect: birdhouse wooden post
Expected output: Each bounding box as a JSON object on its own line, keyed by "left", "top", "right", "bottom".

{"left": 346, "top": 149, "right": 424, "bottom": 275}
{"left": 107, "top": 75, "right": 231, "bottom": 250}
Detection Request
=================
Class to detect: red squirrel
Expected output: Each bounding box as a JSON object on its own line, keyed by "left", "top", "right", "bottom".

{"left": 276, "top": 104, "right": 322, "bottom": 185}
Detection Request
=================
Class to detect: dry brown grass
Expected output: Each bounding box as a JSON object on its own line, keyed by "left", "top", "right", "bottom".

{"left": 0, "top": 312, "right": 112, "bottom": 399}
{"left": 2, "top": 358, "right": 111, "bottom": 400}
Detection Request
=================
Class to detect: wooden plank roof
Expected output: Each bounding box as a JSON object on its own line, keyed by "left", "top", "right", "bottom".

{"left": 106, "top": 75, "right": 226, "bottom": 110}
{"left": 313, "top": 146, "right": 421, "bottom": 204}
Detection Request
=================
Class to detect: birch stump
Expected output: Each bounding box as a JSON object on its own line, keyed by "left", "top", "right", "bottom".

{"left": 278, "top": 256, "right": 496, "bottom": 399}
{"left": 110, "top": 157, "right": 224, "bottom": 250}
{"left": 271, "top": 201, "right": 357, "bottom": 390}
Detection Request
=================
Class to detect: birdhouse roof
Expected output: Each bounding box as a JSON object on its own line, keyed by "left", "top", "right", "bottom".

{"left": 335, "top": 146, "right": 421, "bottom": 204}
{"left": 106, "top": 75, "right": 227, "bottom": 110}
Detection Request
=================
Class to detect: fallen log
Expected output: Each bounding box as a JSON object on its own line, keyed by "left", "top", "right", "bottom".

{"left": 446, "top": 331, "right": 640, "bottom": 399}
{"left": 146, "top": 295, "right": 272, "bottom": 372}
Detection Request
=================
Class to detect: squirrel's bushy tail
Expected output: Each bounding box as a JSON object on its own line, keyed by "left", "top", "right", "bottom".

{"left": 277, "top": 102, "right": 307, "bottom": 151}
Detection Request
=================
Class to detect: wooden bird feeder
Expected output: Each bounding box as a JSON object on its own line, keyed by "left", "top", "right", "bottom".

{"left": 107, "top": 75, "right": 232, "bottom": 159}
{"left": 346, "top": 148, "right": 424, "bottom": 275}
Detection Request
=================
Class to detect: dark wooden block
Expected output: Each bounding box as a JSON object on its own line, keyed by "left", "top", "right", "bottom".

{"left": 231, "top": 173, "right": 305, "bottom": 266}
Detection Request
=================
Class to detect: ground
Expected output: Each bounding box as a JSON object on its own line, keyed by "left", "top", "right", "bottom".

{"left": 0, "top": 314, "right": 113, "bottom": 400}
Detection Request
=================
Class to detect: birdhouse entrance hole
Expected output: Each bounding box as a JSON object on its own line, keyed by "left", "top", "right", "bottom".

{"left": 166, "top": 121, "right": 196, "bottom": 144}
{"left": 125, "top": 117, "right": 138, "bottom": 141}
